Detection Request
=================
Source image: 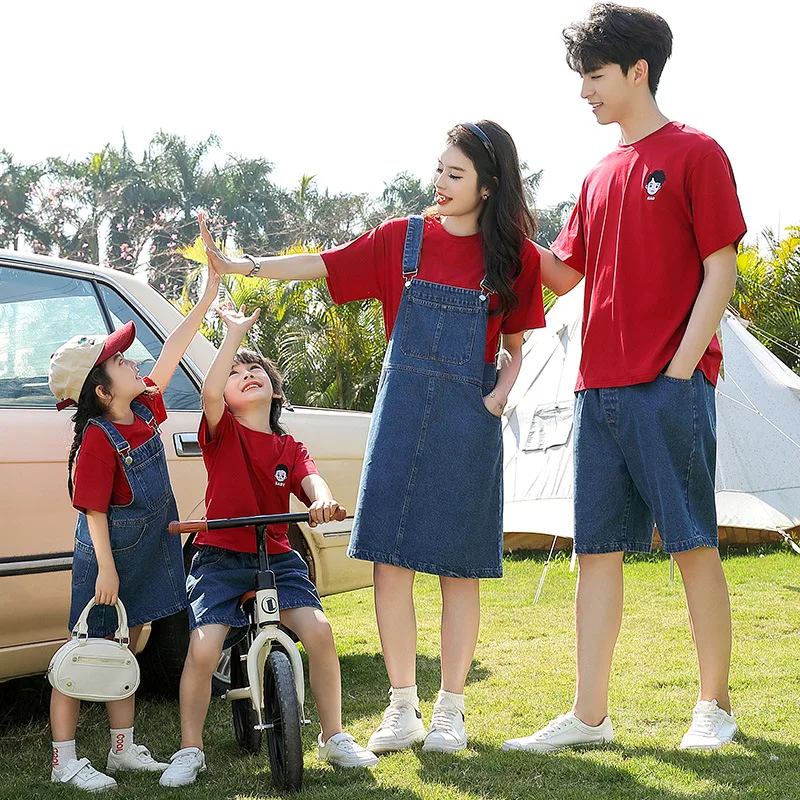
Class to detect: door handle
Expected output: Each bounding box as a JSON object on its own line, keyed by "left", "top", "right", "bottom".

{"left": 173, "top": 432, "right": 201, "bottom": 457}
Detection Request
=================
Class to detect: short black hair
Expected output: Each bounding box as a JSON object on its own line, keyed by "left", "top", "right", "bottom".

{"left": 563, "top": 3, "right": 673, "bottom": 95}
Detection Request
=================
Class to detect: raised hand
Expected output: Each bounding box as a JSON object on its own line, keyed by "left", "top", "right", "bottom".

{"left": 213, "top": 298, "right": 261, "bottom": 335}
{"left": 199, "top": 212, "right": 246, "bottom": 275}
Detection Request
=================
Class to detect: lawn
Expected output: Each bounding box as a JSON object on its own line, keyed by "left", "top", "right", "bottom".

{"left": 1, "top": 547, "right": 798, "bottom": 800}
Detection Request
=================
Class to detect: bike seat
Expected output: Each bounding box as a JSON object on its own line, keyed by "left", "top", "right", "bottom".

{"left": 239, "top": 590, "right": 257, "bottom": 608}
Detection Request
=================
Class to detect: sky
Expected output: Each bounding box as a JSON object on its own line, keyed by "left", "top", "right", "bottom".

{"left": 4, "top": 0, "right": 798, "bottom": 244}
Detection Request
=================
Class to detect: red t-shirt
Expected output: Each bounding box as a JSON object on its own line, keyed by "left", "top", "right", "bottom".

{"left": 322, "top": 216, "right": 546, "bottom": 360}
{"left": 552, "top": 122, "right": 746, "bottom": 390}
{"left": 197, "top": 407, "right": 319, "bottom": 553}
{"left": 72, "top": 378, "right": 167, "bottom": 514}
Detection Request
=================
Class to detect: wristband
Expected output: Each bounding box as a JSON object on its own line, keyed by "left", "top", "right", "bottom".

{"left": 243, "top": 253, "right": 261, "bottom": 277}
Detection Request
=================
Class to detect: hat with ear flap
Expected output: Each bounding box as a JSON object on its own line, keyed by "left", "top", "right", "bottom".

{"left": 48, "top": 321, "right": 137, "bottom": 410}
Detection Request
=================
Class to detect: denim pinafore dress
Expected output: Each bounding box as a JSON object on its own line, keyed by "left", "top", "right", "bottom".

{"left": 69, "top": 401, "right": 188, "bottom": 637}
{"left": 347, "top": 216, "right": 503, "bottom": 579}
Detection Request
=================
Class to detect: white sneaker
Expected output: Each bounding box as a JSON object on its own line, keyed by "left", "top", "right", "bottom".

{"left": 680, "top": 700, "right": 737, "bottom": 749}
{"left": 502, "top": 712, "right": 614, "bottom": 753}
{"left": 51, "top": 757, "right": 118, "bottom": 792}
{"left": 158, "top": 747, "right": 207, "bottom": 787}
{"left": 318, "top": 732, "right": 379, "bottom": 768}
{"left": 106, "top": 742, "right": 169, "bottom": 774}
{"left": 367, "top": 697, "right": 426, "bottom": 753}
{"left": 422, "top": 694, "right": 468, "bottom": 753}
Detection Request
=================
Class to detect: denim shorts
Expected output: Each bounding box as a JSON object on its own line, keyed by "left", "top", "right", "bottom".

{"left": 574, "top": 370, "right": 718, "bottom": 555}
{"left": 187, "top": 546, "right": 322, "bottom": 645}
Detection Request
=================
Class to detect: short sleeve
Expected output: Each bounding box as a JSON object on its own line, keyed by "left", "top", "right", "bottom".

{"left": 551, "top": 192, "right": 587, "bottom": 275}
{"left": 135, "top": 377, "right": 167, "bottom": 425}
{"left": 687, "top": 148, "right": 747, "bottom": 261}
{"left": 199, "top": 404, "right": 235, "bottom": 453}
{"left": 321, "top": 220, "right": 397, "bottom": 305}
{"left": 72, "top": 427, "right": 117, "bottom": 513}
{"left": 289, "top": 439, "right": 319, "bottom": 506}
{"left": 502, "top": 241, "right": 546, "bottom": 334}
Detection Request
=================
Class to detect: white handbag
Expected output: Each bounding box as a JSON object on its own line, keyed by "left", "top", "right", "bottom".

{"left": 47, "top": 598, "right": 140, "bottom": 702}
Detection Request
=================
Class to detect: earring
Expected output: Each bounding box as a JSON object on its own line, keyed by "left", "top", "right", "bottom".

{"left": 482, "top": 195, "right": 488, "bottom": 201}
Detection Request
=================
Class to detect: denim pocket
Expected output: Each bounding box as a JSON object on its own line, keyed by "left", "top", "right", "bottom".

{"left": 109, "top": 520, "right": 147, "bottom": 553}
{"left": 475, "top": 383, "right": 503, "bottom": 423}
{"left": 400, "top": 295, "right": 478, "bottom": 365}
{"left": 196, "top": 545, "right": 229, "bottom": 569}
{"left": 72, "top": 540, "right": 95, "bottom": 586}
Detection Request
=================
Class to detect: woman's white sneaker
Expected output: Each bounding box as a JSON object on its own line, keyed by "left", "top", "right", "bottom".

{"left": 367, "top": 695, "right": 426, "bottom": 753}
{"left": 106, "top": 742, "right": 169, "bottom": 774}
{"left": 502, "top": 712, "right": 614, "bottom": 753}
{"left": 158, "top": 747, "right": 206, "bottom": 787}
{"left": 422, "top": 691, "right": 467, "bottom": 753}
{"left": 51, "top": 757, "right": 118, "bottom": 792}
{"left": 680, "top": 700, "right": 737, "bottom": 749}
{"left": 318, "top": 732, "right": 379, "bottom": 767}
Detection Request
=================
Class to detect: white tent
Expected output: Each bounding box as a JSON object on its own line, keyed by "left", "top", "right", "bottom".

{"left": 502, "top": 284, "right": 800, "bottom": 543}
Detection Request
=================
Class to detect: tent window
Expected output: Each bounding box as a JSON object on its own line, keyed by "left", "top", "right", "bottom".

{"left": 524, "top": 403, "right": 574, "bottom": 451}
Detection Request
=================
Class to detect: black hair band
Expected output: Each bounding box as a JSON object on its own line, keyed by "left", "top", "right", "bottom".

{"left": 463, "top": 122, "right": 497, "bottom": 167}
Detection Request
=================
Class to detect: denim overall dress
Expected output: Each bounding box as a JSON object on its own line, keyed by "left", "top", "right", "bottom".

{"left": 69, "top": 401, "right": 188, "bottom": 637}
{"left": 347, "top": 216, "right": 504, "bottom": 579}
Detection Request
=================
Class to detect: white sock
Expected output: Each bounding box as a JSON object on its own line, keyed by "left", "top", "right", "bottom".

{"left": 437, "top": 689, "right": 466, "bottom": 713}
{"left": 389, "top": 684, "right": 419, "bottom": 706}
{"left": 52, "top": 740, "right": 77, "bottom": 770}
{"left": 110, "top": 727, "right": 134, "bottom": 755}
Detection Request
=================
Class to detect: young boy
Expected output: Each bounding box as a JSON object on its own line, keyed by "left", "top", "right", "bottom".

{"left": 504, "top": 3, "right": 746, "bottom": 752}
{"left": 160, "top": 300, "right": 376, "bottom": 787}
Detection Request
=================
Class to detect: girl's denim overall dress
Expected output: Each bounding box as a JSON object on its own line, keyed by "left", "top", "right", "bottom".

{"left": 69, "top": 401, "right": 188, "bottom": 636}
{"left": 347, "top": 216, "right": 503, "bottom": 578}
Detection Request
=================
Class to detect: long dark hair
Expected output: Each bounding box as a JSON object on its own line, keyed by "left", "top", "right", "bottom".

{"left": 67, "top": 362, "right": 113, "bottom": 499}
{"left": 433, "top": 120, "right": 537, "bottom": 317}
{"left": 233, "top": 349, "right": 287, "bottom": 436}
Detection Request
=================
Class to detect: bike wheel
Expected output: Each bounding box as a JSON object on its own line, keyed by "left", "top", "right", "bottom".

{"left": 263, "top": 649, "right": 303, "bottom": 792}
{"left": 230, "top": 637, "right": 262, "bottom": 753}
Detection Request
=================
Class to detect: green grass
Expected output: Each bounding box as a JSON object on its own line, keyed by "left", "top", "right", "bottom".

{"left": 2, "top": 547, "right": 799, "bottom": 799}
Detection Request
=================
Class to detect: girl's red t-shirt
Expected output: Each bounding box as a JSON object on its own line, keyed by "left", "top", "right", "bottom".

{"left": 197, "top": 407, "right": 319, "bottom": 553}
{"left": 72, "top": 378, "right": 167, "bottom": 514}
{"left": 321, "top": 216, "right": 546, "bottom": 360}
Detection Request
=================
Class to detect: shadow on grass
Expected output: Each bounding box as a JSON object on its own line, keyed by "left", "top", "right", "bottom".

{"left": 414, "top": 736, "right": 800, "bottom": 800}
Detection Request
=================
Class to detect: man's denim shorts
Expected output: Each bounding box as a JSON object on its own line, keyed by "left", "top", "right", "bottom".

{"left": 574, "top": 370, "right": 718, "bottom": 555}
{"left": 187, "top": 545, "right": 322, "bottom": 645}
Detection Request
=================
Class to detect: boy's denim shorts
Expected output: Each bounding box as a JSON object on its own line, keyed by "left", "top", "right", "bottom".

{"left": 574, "top": 370, "right": 718, "bottom": 555}
{"left": 187, "top": 545, "right": 322, "bottom": 646}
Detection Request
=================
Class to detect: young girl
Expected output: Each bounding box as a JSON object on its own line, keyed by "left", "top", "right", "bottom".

{"left": 159, "top": 301, "right": 376, "bottom": 787}
{"left": 47, "top": 268, "right": 220, "bottom": 792}
{"left": 199, "top": 120, "right": 545, "bottom": 753}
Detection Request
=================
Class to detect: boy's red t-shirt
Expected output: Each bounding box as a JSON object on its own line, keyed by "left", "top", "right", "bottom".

{"left": 552, "top": 122, "right": 747, "bottom": 390}
{"left": 321, "top": 216, "right": 546, "bottom": 359}
{"left": 72, "top": 378, "right": 167, "bottom": 514}
{"left": 197, "top": 407, "right": 319, "bottom": 553}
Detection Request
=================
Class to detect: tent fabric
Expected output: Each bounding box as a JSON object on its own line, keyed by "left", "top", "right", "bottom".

{"left": 502, "top": 285, "right": 800, "bottom": 538}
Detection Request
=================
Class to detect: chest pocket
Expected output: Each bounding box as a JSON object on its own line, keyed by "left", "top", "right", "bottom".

{"left": 400, "top": 292, "right": 479, "bottom": 366}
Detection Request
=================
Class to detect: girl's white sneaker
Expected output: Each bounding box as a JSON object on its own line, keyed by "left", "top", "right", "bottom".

{"left": 680, "top": 700, "right": 737, "bottom": 749}
{"left": 502, "top": 712, "right": 614, "bottom": 753}
{"left": 318, "top": 732, "right": 379, "bottom": 767}
{"left": 51, "top": 757, "right": 118, "bottom": 792}
{"left": 106, "top": 742, "right": 169, "bottom": 774}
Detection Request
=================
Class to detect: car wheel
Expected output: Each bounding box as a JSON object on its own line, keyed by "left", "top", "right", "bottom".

{"left": 138, "top": 608, "right": 189, "bottom": 697}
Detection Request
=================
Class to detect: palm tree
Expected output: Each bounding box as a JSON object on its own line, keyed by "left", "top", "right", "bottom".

{"left": 0, "top": 151, "right": 49, "bottom": 252}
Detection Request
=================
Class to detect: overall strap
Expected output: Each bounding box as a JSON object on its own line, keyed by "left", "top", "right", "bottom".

{"left": 131, "top": 399, "right": 159, "bottom": 432}
{"left": 86, "top": 416, "right": 133, "bottom": 459}
{"left": 402, "top": 216, "right": 424, "bottom": 285}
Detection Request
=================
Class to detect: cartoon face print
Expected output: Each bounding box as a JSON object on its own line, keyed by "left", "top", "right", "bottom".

{"left": 274, "top": 465, "right": 289, "bottom": 486}
{"left": 645, "top": 170, "right": 666, "bottom": 198}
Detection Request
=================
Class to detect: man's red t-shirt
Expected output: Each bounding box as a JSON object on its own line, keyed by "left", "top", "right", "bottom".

{"left": 197, "top": 407, "right": 319, "bottom": 553}
{"left": 552, "top": 122, "right": 747, "bottom": 390}
{"left": 72, "top": 378, "right": 167, "bottom": 514}
{"left": 321, "top": 216, "right": 546, "bottom": 360}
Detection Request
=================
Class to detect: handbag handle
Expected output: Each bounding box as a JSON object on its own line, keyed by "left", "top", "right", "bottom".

{"left": 72, "top": 598, "right": 131, "bottom": 644}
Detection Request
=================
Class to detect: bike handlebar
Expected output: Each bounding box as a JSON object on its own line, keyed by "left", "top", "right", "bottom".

{"left": 168, "top": 508, "right": 347, "bottom": 535}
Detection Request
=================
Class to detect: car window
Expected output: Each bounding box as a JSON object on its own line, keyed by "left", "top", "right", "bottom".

{"left": 0, "top": 266, "right": 108, "bottom": 406}
{"left": 97, "top": 284, "right": 201, "bottom": 410}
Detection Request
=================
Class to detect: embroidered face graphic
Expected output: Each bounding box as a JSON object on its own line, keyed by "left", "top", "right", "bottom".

{"left": 274, "top": 465, "right": 288, "bottom": 486}
{"left": 645, "top": 170, "right": 666, "bottom": 199}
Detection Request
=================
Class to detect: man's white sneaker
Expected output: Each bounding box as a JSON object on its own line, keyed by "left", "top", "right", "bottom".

{"left": 367, "top": 698, "right": 426, "bottom": 753}
{"left": 422, "top": 693, "right": 467, "bottom": 753}
{"left": 158, "top": 747, "right": 207, "bottom": 787}
{"left": 106, "top": 742, "right": 169, "bottom": 774}
{"left": 51, "top": 757, "right": 118, "bottom": 792}
{"left": 502, "top": 712, "right": 614, "bottom": 753}
{"left": 680, "top": 700, "right": 737, "bottom": 749}
{"left": 318, "top": 732, "right": 379, "bottom": 768}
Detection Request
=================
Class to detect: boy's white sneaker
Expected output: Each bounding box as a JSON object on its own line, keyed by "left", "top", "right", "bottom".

{"left": 318, "top": 732, "right": 379, "bottom": 768}
{"left": 367, "top": 697, "right": 426, "bottom": 753}
{"left": 680, "top": 700, "right": 737, "bottom": 749}
{"left": 502, "top": 712, "right": 614, "bottom": 753}
{"left": 158, "top": 747, "right": 207, "bottom": 787}
{"left": 106, "top": 742, "right": 169, "bottom": 774}
{"left": 422, "top": 693, "right": 467, "bottom": 753}
{"left": 51, "top": 757, "right": 118, "bottom": 792}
